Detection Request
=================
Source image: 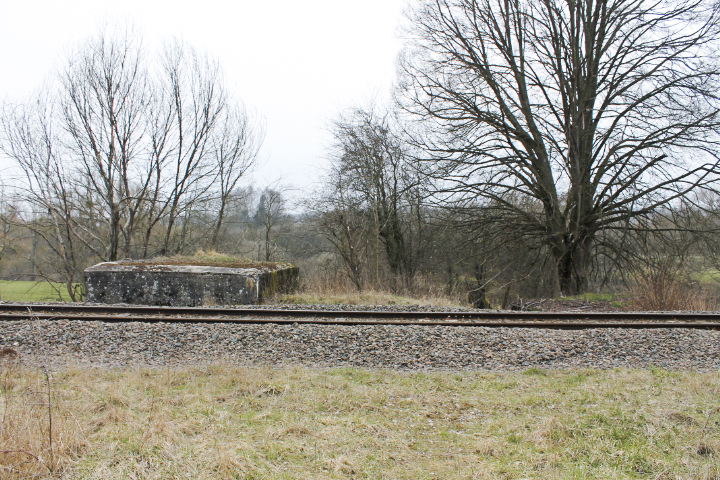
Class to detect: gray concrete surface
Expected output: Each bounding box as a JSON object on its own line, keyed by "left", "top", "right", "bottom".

{"left": 84, "top": 261, "right": 298, "bottom": 306}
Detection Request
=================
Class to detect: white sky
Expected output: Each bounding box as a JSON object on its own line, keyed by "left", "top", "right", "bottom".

{"left": 0, "top": 0, "right": 408, "bottom": 199}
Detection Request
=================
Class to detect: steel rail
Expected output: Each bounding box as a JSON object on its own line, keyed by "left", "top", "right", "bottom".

{"left": 0, "top": 304, "right": 719, "bottom": 329}
{"left": 1, "top": 302, "right": 720, "bottom": 320}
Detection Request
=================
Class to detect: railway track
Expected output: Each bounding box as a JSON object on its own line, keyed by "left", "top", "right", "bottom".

{"left": 3, "top": 303, "right": 719, "bottom": 371}
{"left": 1, "top": 303, "right": 719, "bottom": 329}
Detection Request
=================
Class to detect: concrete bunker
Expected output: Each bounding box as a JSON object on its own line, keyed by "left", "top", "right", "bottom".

{"left": 84, "top": 257, "right": 299, "bottom": 306}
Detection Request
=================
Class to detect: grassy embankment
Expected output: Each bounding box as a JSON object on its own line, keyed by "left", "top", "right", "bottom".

{"left": 1, "top": 365, "right": 719, "bottom": 479}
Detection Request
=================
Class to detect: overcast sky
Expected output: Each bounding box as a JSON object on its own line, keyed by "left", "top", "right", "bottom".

{"left": 0, "top": 0, "right": 408, "bottom": 199}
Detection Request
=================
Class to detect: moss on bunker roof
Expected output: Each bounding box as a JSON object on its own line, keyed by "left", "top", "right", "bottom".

{"left": 120, "top": 255, "right": 292, "bottom": 270}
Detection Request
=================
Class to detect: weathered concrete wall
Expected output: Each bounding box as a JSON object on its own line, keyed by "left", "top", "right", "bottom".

{"left": 84, "top": 261, "right": 299, "bottom": 306}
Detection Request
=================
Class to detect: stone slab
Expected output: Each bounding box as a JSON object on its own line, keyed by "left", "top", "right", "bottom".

{"left": 84, "top": 260, "right": 299, "bottom": 306}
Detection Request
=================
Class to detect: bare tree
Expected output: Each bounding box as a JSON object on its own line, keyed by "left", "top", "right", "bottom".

{"left": 400, "top": 0, "right": 720, "bottom": 294}
{"left": 155, "top": 40, "right": 228, "bottom": 256}
{"left": 0, "top": 98, "right": 86, "bottom": 300}
{"left": 254, "top": 187, "right": 286, "bottom": 261}
{"left": 0, "top": 181, "right": 18, "bottom": 268}
{"left": 61, "top": 27, "right": 150, "bottom": 262}
{"left": 330, "top": 107, "right": 418, "bottom": 282}
{"left": 209, "top": 105, "right": 264, "bottom": 248}
{"left": 315, "top": 170, "right": 371, "bottom": 290}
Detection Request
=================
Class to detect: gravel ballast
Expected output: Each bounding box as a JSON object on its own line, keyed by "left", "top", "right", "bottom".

{"left": 2, "top": 316, "right": 719, "bottom": 371}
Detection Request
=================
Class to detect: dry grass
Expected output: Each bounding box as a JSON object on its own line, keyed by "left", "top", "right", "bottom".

{"left": 629, "top": 263, "right": 720, "bottom": 311}
{"left": 275, "top": 290, "right": 464, "bottom": 308}
{"left": 0, "top": 355, "right": 87, "bottom": 478}
{"left": 285, "top": 269, "right": 468, "bottom": 307}
{"left": 2, "top": 363, "right": 719, "bottom": 479}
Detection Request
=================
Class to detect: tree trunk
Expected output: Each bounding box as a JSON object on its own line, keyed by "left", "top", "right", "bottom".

{"left": 264, "top": 226, "right": 271, "bottom": 261}
{"left": 109, "top": 206, "right": 121, "bottom": 261}
{"left": 210, "top": 197, "right": 227, "bottom": 249}
{"left": 553, "top": 238, "right": 592, "bottom": 296}
{"left": 160, "top": 202, "right": 179, "bottom": 256}
{"left": 468, "top": 262, "right": 489, "bottom": 309}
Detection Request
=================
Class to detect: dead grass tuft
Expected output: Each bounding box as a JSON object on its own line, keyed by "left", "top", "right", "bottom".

{"left": 666, "top": 411, "right": 699, "bottom": 426}
{"left": 324, "top": 455, "right": 356, "bottom": 474}
{"left": 628, "top": 260, "right": 720, "bottom": 311}
{"left": 0, "top": 366, "right": 88, "bottom": 478}
{"left": 473, "top": 437, "right": 497, "bottom": 456}
{"left": 0, "top": 347, "right": 19, "bottom": 361}
{"left": 697, "top": 441, "right": 718, "bottom": 457}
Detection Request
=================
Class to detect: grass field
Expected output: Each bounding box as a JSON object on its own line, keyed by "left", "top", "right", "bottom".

{"left": 2, "top": 365, "right": 719, "bottom": 479}
{"left": 0, "top": 280, "right": 81, "bottom": 302}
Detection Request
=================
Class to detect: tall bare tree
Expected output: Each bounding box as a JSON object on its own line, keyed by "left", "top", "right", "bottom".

{"left": 400, "top": 0, "right": 720, "bottom": 294}
{"left": 209, "top": 105, "right": 264, "bottom": 248}
{"left": 155, "top": 40, "right": 228, "bottom": 255}
{"left": 330, "top": 107, "right": 418, "bottom": 281}
{"left": 315, "top": 167, "right": 372, "bottom": 290}
{"left": 0, "top": 182, "right": 12, "bottom": 264}
{"left": 254, "top": 187, "right": 286, "bottom": 261}
{"left": 61, "top": 27, "right": 149, "bottom": 261}
{"left": 0, "top": 97, "right": 85, "bottom": 300}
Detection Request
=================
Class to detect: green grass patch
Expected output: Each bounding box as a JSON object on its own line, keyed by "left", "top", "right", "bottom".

{"left": 561, "top": 292, "right": 627, "bottom": 308}
{"left": 691, "top": 268, "right": 720, "bottom": 284}
{"left": 561, "top": 292, "right": 624, "bottom": 303}
{"left": 0, "top": 280, "right": 81, "bottom": 302}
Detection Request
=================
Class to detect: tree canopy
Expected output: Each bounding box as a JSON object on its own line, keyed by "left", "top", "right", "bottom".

{"left": 400, "top": 0, "right": 720, "bottom": 294}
